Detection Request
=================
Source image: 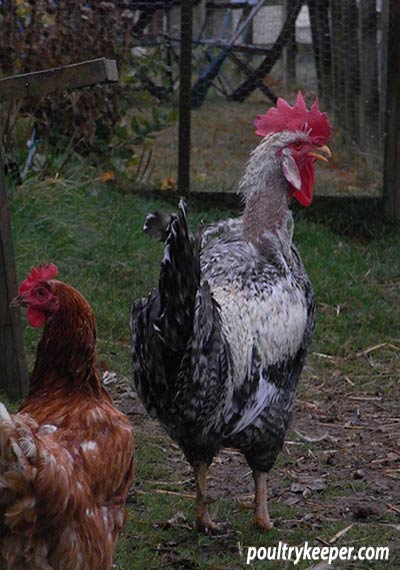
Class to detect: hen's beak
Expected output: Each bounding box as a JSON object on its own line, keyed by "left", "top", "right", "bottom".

{"left": 10, "top": 294, "right": 27, "bottom": 308}
{"left": 307, "top": 145, "right": 332, "bottom": 163}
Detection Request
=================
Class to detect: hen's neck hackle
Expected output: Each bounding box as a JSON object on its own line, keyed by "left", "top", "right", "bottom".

{"left": 30, "top": 282, "right": 102, "bottom": 395}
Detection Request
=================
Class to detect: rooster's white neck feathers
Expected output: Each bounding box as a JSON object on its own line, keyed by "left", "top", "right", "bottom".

{"left": 239, "top": 131, "right": 306, "bottom": 246}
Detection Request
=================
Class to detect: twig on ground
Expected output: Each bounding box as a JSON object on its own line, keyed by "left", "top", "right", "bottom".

{"left": 386, "top": 503, "right": 400, "bottom": 515}
{"left": 155, "top": 489, "right": 196, "bottom": 500}
{"left": 348, "top": 395, "right": 382, "bottom": 401}
{"left": 356, "top": 342, "right": 400, "bottom": 357}
{"left": 344, "top": 376, "right": 355, "bottom": 386}
{"left": 328, "top": 523, "right": 354, "bottom": 544}
{"left": 312, "top": 352, "right": 336, "bottom": 360}
{"left": 294, "top": 430, "right": 337, "bottom": 444}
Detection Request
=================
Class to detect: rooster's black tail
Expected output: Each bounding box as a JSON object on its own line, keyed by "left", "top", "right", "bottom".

{"left": 156, "top": 199, "right": 200, "bottom": 353}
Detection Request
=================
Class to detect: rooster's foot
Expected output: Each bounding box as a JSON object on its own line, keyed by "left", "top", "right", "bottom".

{"left": 254, "top": 510, "right": 274, "bottom": 532}
{"left": 196, "top": 516, "right": 221, "bottom": 534}
{"left": 194, "top": 462, "right": 223, "bottom": 534}
{"left": 238, "top": 499, "right": 274, "bottom": 530}
{"left": 196, "top": 513, "right": 229, "bottom": 535}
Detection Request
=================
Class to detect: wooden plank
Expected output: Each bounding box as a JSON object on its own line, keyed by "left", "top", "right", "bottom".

{"left": 0, "top": 154, "right": 29, "bottom": 399}
{"left": 191, "top": 0, "right": 267, "bottom": 107}
{"left": 379, "top": 0, "right": 389, "bottom": 143}
{"left": 383, "top": 0, "right": 400, "bottom": 221}
{"left": 0, "top": 58, "right": 118, "bottom": 102}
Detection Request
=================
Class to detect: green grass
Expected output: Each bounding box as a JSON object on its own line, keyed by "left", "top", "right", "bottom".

{"left": 12, "top": 171, "right": 400, "bottom": 366}
{"left": 11, "top": 170, "right": 230, "bottom": 372}
{"left": 8, "top": 169, "right": 400, "bottom": 569}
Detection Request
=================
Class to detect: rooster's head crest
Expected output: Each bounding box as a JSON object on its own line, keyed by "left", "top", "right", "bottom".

{"left": 254, "top": 91, "right": 331, "bottom": 144}
{"left": 19, "top": 263, "right": 59, "bottom": 294}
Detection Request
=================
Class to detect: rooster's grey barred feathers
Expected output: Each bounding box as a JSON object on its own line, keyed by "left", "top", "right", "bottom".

{"left": 130, "top": 199, "right": 314, "bottom": 472}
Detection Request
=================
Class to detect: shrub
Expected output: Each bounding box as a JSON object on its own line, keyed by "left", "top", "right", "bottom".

{"left": 0, "top": 1, "right": 132, "bottom": 149}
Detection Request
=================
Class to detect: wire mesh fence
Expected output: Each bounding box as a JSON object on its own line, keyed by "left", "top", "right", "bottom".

{"left": 128, "top": 0, "right": 388, "bottom": 197}
{"left": 0, "top": 1, "right": 390, "bottom": 198}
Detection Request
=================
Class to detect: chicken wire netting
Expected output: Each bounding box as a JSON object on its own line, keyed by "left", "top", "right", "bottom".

{"left": 0, "top": 1, "right": 388, "bottom": 196}
{"left": 129, "top": 0, "right": 388, "bottom": 196}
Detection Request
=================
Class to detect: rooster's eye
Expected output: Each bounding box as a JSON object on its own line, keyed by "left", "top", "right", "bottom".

{"left": 293, "top": 141, "right": 303, "bottom": 150}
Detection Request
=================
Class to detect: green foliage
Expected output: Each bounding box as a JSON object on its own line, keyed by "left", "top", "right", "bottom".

{"left": 0, "top": 1, "right": 127, "bottom": 152}
{"left": 0, "top": 1, "right": 178, "bottom": 183}
{"left": 108, "top": 68, "right": 178, "bottom": 185}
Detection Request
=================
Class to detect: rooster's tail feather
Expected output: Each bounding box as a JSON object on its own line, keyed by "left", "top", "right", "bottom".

{"left": 143, "top": 211, "right": 173, "bottom": 242}
{"left": 156, "top": 199, "right": 200, "bottom": 353}
{"left": 130, "top": 200, "right": 201, "bottom": 412}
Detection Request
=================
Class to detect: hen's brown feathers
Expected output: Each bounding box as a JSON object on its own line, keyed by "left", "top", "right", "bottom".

{"left": 1, "top": 280, "right": 134, "bottom": 570}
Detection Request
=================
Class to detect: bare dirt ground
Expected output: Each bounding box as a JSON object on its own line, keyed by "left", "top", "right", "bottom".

{"left": 112, "top": 350, "right": 400, "bottom": 568}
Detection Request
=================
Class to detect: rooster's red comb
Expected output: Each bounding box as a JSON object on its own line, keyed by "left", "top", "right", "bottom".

{"left": 254, "top": 91, "right": 331, "bottom": 143}
{"left": 19, "top": 263, "right": 59, "bottom": 294}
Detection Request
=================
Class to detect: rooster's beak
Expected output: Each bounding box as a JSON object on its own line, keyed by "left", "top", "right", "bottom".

{"left": 307, "top": 145, "right": 332, "bottom": 163}
{"left": 10, "top": 294, "right": 27, "bottom": 308}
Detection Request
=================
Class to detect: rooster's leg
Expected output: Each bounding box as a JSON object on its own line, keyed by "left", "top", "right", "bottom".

{"left": 193, "top": 462, "right": 218, "bottom": 532}
{"left": 253, "top": 470, "right": 273, "bottom": 531}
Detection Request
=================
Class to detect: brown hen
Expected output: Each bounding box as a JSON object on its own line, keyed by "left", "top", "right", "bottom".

{"left": 0, "top": 264, "right": 134, "bottom": 570}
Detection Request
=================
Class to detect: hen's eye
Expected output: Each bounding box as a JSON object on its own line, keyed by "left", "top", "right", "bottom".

{"left": 35, "top": 288, "right": 47, "bottom": 299}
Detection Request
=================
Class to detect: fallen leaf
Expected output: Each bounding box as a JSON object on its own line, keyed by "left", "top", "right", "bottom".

{"left": 161, "top": 176, "right": 176, "bottom": 190}
{"left": 98, "top": 171, "right": 115, "bottom": 182}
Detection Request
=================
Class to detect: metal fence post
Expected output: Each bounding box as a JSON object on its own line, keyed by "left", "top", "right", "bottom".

{"left": 178, "top": 0, "right": 193, "bottom": 198}
{"left": 383, "top": 0, "right": 400, "bottom": 221}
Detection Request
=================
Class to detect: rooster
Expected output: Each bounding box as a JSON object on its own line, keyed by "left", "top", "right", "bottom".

{"left": 0, "top": 264, "right": 134, "bottom": 569}
{"left": 130, "top": 92, "right": 331, "bottom": 531}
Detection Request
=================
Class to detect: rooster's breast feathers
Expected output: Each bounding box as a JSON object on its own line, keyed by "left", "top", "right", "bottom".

{"left": 131, "top": 205, "right": 314, "bottom": 459}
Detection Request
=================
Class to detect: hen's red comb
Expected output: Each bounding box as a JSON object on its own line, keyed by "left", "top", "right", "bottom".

{"left": 254, "top": 91, "right": 331, "bottom": 143}
{"left": 19, "top": 263, "right": 59, "bottom": 294}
